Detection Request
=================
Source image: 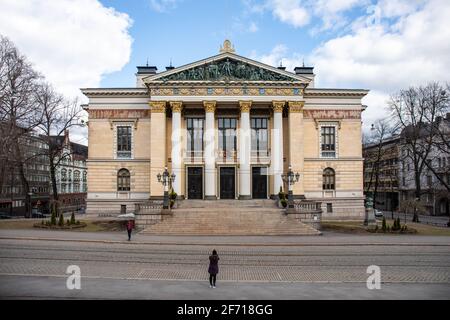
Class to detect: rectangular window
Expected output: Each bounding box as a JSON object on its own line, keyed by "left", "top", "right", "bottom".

{"left": 251, "top": 118, "right": 268, "bottom": 157}
{"left": 186, "top": 118, "right": 204, "bottom": 157}
{"left": 117, "top": 126, "right": 132, "bottom": 158}
{"left": 218, "top": 118, "right": 237, "bottom": 158}
{"left": 321, "top": 126, "right": 336, "bottom": 158}
{"left": 326, "top": 203, "right": 333, "bottom": 213}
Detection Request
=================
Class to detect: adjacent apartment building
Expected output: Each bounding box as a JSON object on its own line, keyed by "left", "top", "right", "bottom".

{"left": 81, "top": 40, "right": 368, "bottom": 219}
{"left": 363, "top": 114, "right": 450, "bottom": 216}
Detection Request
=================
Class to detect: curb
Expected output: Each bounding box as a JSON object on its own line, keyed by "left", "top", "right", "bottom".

{"left": 1, "top": 236, "right": 449, "bottom": 247}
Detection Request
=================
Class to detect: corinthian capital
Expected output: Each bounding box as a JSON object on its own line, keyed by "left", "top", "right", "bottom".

{"left": 272, "top": 100, "right": 285, "bottom": 113}
{"left": 239, "top": 100, "right": 252, "bottom": 113}
{"left": 149, "top": 101, "right": 166, "bottom": 113}
{"left": 288, "top": 101, "right": 305, "bottom": 113}
{"left": 203, "top": 101, "right": 217, "bottom": 113}
{"left": 170, "top": 101, "right": 183, "bottom": 113}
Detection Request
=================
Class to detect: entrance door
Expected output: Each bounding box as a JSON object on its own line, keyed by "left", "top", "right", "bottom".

{"left": 220, "top": 167, "right": 235, "bottom": 199}
{"left": 187, "top": 167, "right": 203, "bottom": 199}
{"left": 252, "top": 167, "right": 267, "bottom": 199}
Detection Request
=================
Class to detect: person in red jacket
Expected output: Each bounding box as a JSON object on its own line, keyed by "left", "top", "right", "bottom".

{"left": 126, "top": 220, "right": 134, "bottom": 241}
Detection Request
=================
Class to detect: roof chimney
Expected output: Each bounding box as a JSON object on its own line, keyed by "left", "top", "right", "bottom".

{"left": 294, "top": 66, "right": 314, "bottom": 75}
{"left": 136, "top": 65, "right": 158, "bottom": 75}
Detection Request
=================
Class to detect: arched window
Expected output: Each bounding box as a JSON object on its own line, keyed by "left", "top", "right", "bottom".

{"left": 323, "top": 168, "right": 335, "bottom": 190}
{"left": 61, "top": 169, "right": 67, "bottom": 181}
{"left": 117, "top": 169, "right": 130, "bottom": 191}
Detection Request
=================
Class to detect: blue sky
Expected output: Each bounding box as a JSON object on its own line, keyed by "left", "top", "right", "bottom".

{"left": 98, "top": 0, "right": 363, "bottom": 88}
{"left": 1, "top": 0, "right": 449, "bottom": 144}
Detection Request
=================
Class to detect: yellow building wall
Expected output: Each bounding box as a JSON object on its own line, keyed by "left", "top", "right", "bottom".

{"left": 87, "top": 161, "right": 150, "bottom": 193}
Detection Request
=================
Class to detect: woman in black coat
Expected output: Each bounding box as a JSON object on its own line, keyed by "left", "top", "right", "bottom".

{"left": 208, "top": 249, "right": 220, "bottom": 288}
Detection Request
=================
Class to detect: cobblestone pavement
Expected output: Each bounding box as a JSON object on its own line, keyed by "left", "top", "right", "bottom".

{"left": 0, "top": 239, "right": 449, "bottom": 284}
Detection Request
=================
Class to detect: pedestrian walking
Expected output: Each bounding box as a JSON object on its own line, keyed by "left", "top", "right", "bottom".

{"left": 126, "top": 219, "right": 134, "bottom": 241}
{"left": 208, "top": 249, "right": 219, "bottom": 288}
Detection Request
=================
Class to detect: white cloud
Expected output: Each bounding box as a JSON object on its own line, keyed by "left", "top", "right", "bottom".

{"left": 0, "top": 0, "right": 133, "bottom": 99}
{"left": 149, "top": 0, "right": 179, "bottom": 12}
{"left": 244, "top": 0, "right": 363, "bottom": 32}
{"left": 251, "top": 0, "right": 450, "bottom": 132}
{"left": 269, "top": 0, "right": 310, "bottom": 28}
{"left": 309, "top": 0, "right": 450, "bottom": 125}
{"left": 0, "top": 0, "right": 133, "bottom": 145}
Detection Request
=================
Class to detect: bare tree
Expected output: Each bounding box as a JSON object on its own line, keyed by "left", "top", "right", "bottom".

{"left": 389, "top": 82, "right": 448, "bottom": 222}
{"left": 364, "top": 119, "right": 394, "bottom": 207}
{"left": 0, "top": 35, "right": 42, "bottom": 217}
{"left": 34, "top": 82, "right": 84, "bottom": 215}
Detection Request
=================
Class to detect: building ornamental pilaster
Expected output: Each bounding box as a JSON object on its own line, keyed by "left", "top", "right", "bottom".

{"left": 239, "top": 100, "right": 252, "bottom": 113}
{"left": 149, "top": 101, "right": 167, "bottom": 113}
{"left": 272, "top": 101, "right": 285, "bottom": 113}
{"left": 170, "top": 101, "right": 183, "bottom": 113}
{"left": 203, "top": 101, "right": 217, "bottom": 113}
{"left": 288, "top": 101, "right": 305, "bottom": 113}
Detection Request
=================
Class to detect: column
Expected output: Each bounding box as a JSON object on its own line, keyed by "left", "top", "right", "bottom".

{"left": 271, "top": 101, "right": 284, "bottom": 197}
{"left": 288, "top": 101, "right": 305, "bottom": 197}
{"left": 239, "top": 100, "right": 252, "bottom": 199}
{"left": 149, "top": 101, "right": 167, "bottom": 199}
{"left": 203, "top": 101, "right": 217, "bottom": 199}
{"left": 170, "top": 101, "right": 183, "bottom": 198}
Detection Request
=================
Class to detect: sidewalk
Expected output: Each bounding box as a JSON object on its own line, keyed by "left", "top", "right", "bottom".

{"left": 1, "top": 228, "right": 450, "bottom": 246}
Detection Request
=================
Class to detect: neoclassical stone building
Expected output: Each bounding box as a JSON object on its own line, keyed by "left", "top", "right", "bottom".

{"left": 82, "top": 41, "right": 368, "bottom": 219}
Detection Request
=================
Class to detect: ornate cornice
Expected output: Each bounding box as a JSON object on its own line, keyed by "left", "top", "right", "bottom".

{"left": 149, "top": 101, "right": 166, "bottom": 113}
{"left": 288, "top": 101, "right": 304, "bottom": 113}
{"left": 272, "top": 100, "right": 285, "bottom": 113}
{"left": 203, "top": 101, "right": 217, "bottom": 113}
{"left": 150, "top": 86, "right": 304, "bottom": 97}
{"left": 170, "top": 101, "right": 183, "bottom": 113}
{"left": 239, "top": 100, "right": 252, "bottom": 113}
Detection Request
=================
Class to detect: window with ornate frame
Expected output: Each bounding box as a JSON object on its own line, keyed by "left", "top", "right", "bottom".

{"left": 117, "top": 168, "right": 130, "bottom": 191}
{"left": 323, "top": 167, "right": 336, "bottom": 190}
{"left": 319, "top": 122, "right": 339, "bottom": 158}
{"left": 116, "top": 126, "right": 132, "bottom": 159}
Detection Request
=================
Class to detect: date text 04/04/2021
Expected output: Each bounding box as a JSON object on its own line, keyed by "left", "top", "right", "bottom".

{"left": 177, "top": 304, "right": 273, "bottom": 317}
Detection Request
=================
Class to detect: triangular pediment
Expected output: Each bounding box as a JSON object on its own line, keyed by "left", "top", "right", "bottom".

{"left": 144, "top": 52, "right": 310, "bottom": 83}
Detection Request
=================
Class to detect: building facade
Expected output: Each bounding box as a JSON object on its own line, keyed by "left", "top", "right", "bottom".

{"left": 51, "top": 130, "right": 88, "bottom": 213}
{"left": 363, "top": 135, "right": 400, "bottom": 212}
{"left": 398, "top": 115, "right": 450, "bottom": 216}
{"left": 0, "top": 126, "right": 50, "bottom": 216}
{"left": 82, "top": 41, "right": 368, "bottom": 219}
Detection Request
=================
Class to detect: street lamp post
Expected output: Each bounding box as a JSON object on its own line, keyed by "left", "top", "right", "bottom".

{"left": 281, "top": 165, "right": 300, "bottom": 209}
{"left": 157, "top": 167, "right": 176, "bottom": 210}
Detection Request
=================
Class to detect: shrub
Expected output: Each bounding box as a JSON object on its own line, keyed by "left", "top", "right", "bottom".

{"left": 58, "top": 213, "right": 64, "bottom": 226}
{"left": 170, "top": 189, "right": 177, "bottom": 200}
{"left": 70, "top": 212, "right": 76, "bottom": 225}
{"left": 280, "top": 198, "right": 287, "bottom": 208}
{"left": 392, "top": 217, "right": 401, "bottom": 231}
{"left": 278, "top": 187, "right": 286, "bottom": 201}
{"left": 170, "top": 199, "right": 175, "bottom": 208}
{"left": 382, "top": 217, "right": 387, "bottom": 232}
{"left": 76, "top": 220, "right": 80, "bottom": 225}
{"left": 66, "top": 219, "right": 70, "bottom": 226}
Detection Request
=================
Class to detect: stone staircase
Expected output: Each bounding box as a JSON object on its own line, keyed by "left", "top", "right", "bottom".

{"left": 139, "top": 200, "right": 321, "bottom": 236}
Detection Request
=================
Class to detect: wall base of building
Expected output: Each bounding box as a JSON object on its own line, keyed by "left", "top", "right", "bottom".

{"left": 86, "top": 199, "right": 141, "bottom": 216}
{"left": 204, "top": 195, "right": 217, "bottom": 200}
{"left": 308, "top": 197, "right": 365, "bottom": 220}
{"left": 238, "top": 195, "right": 252, "bottom": 200}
